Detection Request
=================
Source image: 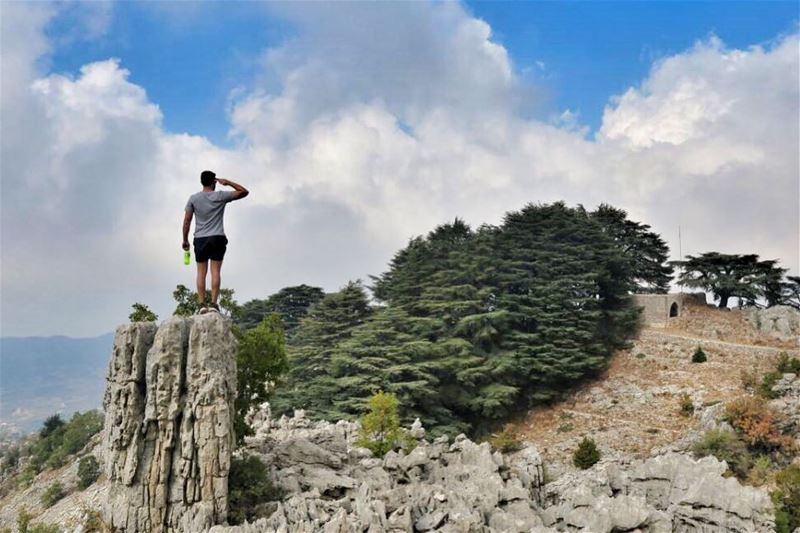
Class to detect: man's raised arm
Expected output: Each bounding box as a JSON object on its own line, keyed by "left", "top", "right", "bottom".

{"left": 217, "top": 178, "right": 249, "bottom": 200}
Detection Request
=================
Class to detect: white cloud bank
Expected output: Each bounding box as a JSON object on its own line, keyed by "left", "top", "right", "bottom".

{"left": 1, "top": 2, "right": 797, "bottom": 336}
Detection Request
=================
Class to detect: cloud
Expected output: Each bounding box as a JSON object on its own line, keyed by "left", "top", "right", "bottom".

{"left": 1, "top": 1, "right": 797, "bottom": 336}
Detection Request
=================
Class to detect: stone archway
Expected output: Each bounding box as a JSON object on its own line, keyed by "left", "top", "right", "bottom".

{"left": 669, "top": 302, "right": 679, "bottom": 318}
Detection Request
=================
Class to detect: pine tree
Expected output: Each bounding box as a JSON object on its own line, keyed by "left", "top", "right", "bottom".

{"left": 590, "top": 204, "right": 673, "bottom": 293}
{"left": 236, "top": 285, "right": 325, "bottom": 333}
{"left": 269, "top": 281, "right": 372, "bottom": 418}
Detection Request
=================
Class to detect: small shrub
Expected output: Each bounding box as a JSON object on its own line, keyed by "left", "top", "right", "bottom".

{"left": 17, "top": 466, "right": 36, "bottom": 488}
{"left": 692, "top": 428, "right": 752, "bottom": 479}
{"left": 679, "top": 394, "right": 694, "bottom": 417}
{"left": 573, "top": 437, "right": 601, "bottom": 470}
{"left": 30, "top": 410, "right": 104, "bottom": 473}
{"left": 557, "top": 422, "right": 574, "bottom": 433}
{"left": 725, "top": 396, "right": 792, "bottom": 453}
{"left": 691, "top": 346, "right": 707, "bottom": 363}
{"left": 29, "top": 525, "right": 60, "bottom": 533}
{"left": 40, "top": 414, "right": 65, "bottom": 439}
{"left": 41, "top": 481, "right": 66, "bottom": 508}
{"left": 228, "top": 454, "right": 284, "bottom": 525}
{"left": 776, "top": 352, "right": 800, "bottom": 374}
{"left": 746, "top": 455, "right": 773, "bottom": 486}
{"left": 635, "top": 353, "right": 646, "bottom": 359}
{"left": 488, "top": 424, "right": 524, "bottom": 453}
{"left": 759, "top": 372, "right": 781, "bottom": 399}
{"left": 356, "top": 391, "right": 411, "bottom": 457}
{"left": 16, "top": 510, "right": 32, "bottom": 533}
{"left": 17, "top": 509, "right": 62, "bottom": 533}
{"left": 772, "top": 464, "right": 800, "bottom": 533}
{"left": 1, "top": 446, "right": 21, "bottom": 473}
{"left": 81, "top": 508, "right": 112, "bottom": 533}
{"left": 645, "top": 428, "right": 660, "bottom": 434}
{"left": 740, "top": 369, "right": 757, "bottom": 391}
{"left": 129, "top": 303, "right": 158, "bottom": 322}
{"left": 78, "top": 456, "right": 100, "bottom": 489}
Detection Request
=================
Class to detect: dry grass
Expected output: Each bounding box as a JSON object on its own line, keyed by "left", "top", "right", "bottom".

{"left": 516, "top": 302, "right": 798, "bottom": 463}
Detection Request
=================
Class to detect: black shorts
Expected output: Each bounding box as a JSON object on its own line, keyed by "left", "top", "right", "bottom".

{"left": 194, "top": 235, "right": 228, "bottom": 262}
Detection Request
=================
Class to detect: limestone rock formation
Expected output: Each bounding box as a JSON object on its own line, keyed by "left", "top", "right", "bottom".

{"left": 543, "top": 453, "right": 774, "bottom": 532}
{"left": 102, "top": 314, "right": 237, "bottom": 532}
{"left": 211, "top": 408, "right": 547, "bottom": 533}
{"left": 209, "top": 408, "right": 775, "bottom": 533}
{"left": 745, "top": 305, "right": 800, "bottom": 342}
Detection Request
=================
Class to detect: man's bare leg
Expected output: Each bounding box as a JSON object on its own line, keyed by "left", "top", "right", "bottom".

{"left": 210, "top": 260, "right": 223, "bottom": 304}
{"left": 196, "top": 260, "right": 209, "bottom": 306}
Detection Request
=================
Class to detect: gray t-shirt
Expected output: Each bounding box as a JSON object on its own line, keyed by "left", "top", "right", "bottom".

{"left": 185, "top": 190, "right": 236, "bottom": 238}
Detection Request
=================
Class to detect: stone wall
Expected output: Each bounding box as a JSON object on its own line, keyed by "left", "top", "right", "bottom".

{"left": 101, "top": 314, "right": 237, "bottom": 532}
{"left": 633, "top": 293, "right": 706, "bottom": 327}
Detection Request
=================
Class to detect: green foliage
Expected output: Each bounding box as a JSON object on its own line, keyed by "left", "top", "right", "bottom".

{"left": 2, "top": 445, "right": 21, "bottom": 473}
{"left": 692, "top": 429, "right": 752, "bottom": 478}
{"left": 776, "top": 352, "right": 800, "bottom": 374}
{"left": 274, "top": 203, "right": 652, "bottom": 436}
{"left": 772, "top": 464, "right": 800, "bottom": 533}
{"left": 228, "top": 454, "right": 284, "bottom": 525}
{"left": 557, "top": 423, "right": 574, "bottom": 433}
{"left": 672, "top": 252, "right": 788, "bottom": 308}
{"left": 488, "top": 424, "right": 524, "bottom": 453}
{"left": 80, "top": 508, "right": 112, "bottom": 532}
{"left": 573, "top": 437, "right": 601, "bottom": 469}
{"left": 691, "top": 346, "right": 707, "bottom": 363}
{"left": 17, "top": 466, "right": 36, "bottom": 487}
{"left": 356, "top": 392, "right": 410, "bottom": 457}
{"left": 77, "top": 456, "right": 100, "bottom": 489}
{"left": 758, "top": 353, "right": 800, "bottom": 400}
{"left": 679, "top": 393, "right": 694, "bottom": 416}
{"left": 269, "top": 281, "right": 373, "bottom": 419}
{"left": 172, "top": 284, "right": 238, "bottom": 316}
{"left": 234, "top": 314, "right": 289, "bottom": 444}
{"left": 783, "top": 276, "right": 800, "bottom": 310}
{"left": 236, "top": 285, "right": 325, "bottom": 334}
{"left": 759, "top": 372, "right": 781, "bottom": 399}
{"left": 747, "top": 455, "right": 773, "bottom": 486}
{"left": 16, "top": 509, "right": 59, "bottom": 533}
{"left": 30, "top": 411, "right": 103, "bottom": 472}
{"left": 41, "top": 481, "right": 66, "bottom": 508}
{"left": 16, "top": 510, "right": 32, "bottom": 533}
{"left": 129, "top": 303, "right": 157, "bottom": 322}
{"left": 40, "top": 414, "right": 64, "bottom": 439}
{"left": 590, "top": 204, "right": 673, "bottom": 293}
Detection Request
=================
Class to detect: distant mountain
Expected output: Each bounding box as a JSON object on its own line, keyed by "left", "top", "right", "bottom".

{"left": 0, "top": 333, "right": 113, "bottom": 435}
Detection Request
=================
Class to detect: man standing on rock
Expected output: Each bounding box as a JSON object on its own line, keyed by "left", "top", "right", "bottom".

{"left": 182, "top": 170, "right": 248, "bottom": 313}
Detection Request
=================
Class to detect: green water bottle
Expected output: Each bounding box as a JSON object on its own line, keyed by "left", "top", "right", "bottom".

{"left": 183, "top": 249, "right": 191, "bottom": 265}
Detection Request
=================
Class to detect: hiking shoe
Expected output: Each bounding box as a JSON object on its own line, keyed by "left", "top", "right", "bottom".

{"left": 197, "top": 306, "right": 210, "bottom": 315}
{"left": 207, "top": 302, "right": 220, "bottom": 313}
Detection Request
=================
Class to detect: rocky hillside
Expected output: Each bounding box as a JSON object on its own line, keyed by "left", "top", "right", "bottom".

{"left": 0, "top": 303, "right": 797, "bottom": 532}
{"left": 520, "top": 302, "right": 799, "bottom": 463}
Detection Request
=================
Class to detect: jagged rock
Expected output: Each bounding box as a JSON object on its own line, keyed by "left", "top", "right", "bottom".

{"left": 102, "top": 314, "right": 237, "bottom": 532}
{"left": 543, "top": 452, "right": 775, "bottom": 532}
{"left": 746, "top": 305, "right": 800, "bottom": 341}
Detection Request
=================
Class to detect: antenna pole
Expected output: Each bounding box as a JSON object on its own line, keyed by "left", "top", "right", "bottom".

{"left": 678, "top": 225, "right": 683, "bottom": 294}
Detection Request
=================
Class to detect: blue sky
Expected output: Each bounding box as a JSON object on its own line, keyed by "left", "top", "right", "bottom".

{"left": 3, "top": 1, "right": 798, "bottom": 337}
{"left": 45, "top": 1, "right": 799, "bottom": 146}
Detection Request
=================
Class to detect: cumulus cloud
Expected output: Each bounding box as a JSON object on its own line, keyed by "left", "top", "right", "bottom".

{"left": 1, "top": 1, "right": 797, "bottom": 336}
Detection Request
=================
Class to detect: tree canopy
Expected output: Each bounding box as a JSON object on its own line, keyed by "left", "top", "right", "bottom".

{"left": 673, "top": 252, "right": 788, "bottom": 308}
{"left": 271, "top": 202, "right": 649, "bottom": 437}
{"left": 236, "top": 284, "right": 325, "bottom": 333}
